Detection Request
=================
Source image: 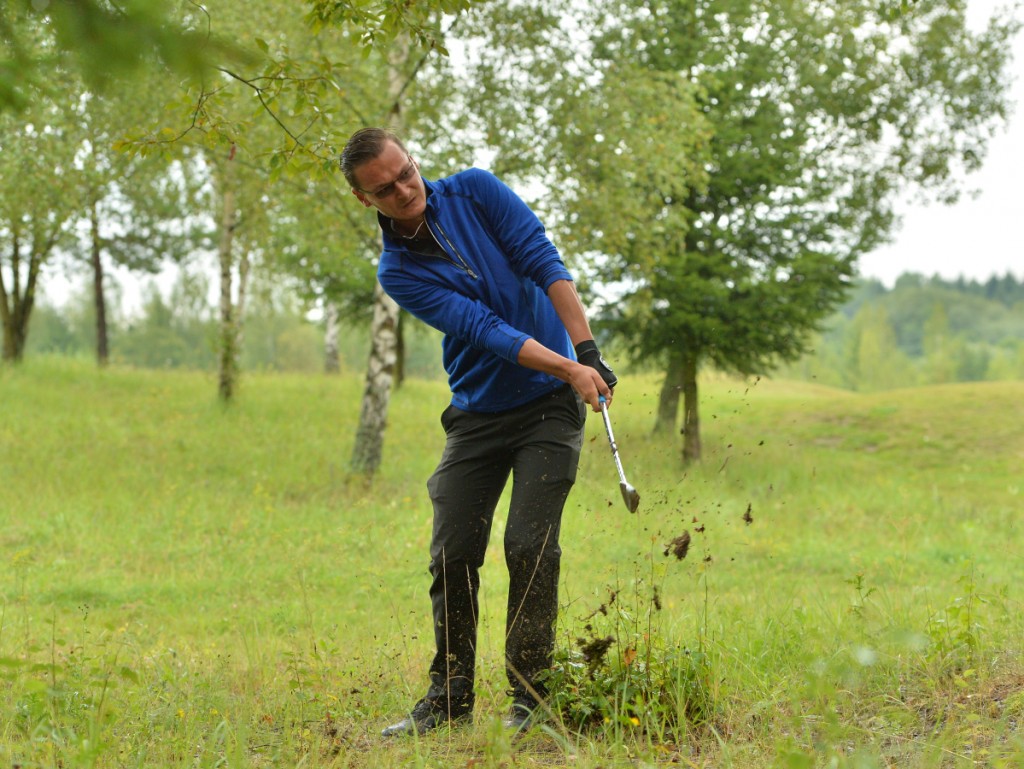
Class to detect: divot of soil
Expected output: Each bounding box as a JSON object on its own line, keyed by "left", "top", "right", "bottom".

{"left": 664, "top": 531, "right": 691, "bottom": 560}
{"left": 577, "top": 635, "right": 615, "bottom": 666}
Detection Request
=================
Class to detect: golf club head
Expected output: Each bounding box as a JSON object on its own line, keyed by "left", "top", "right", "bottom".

{"left": 620, "top": 481, "right": 640, "bottom": 513}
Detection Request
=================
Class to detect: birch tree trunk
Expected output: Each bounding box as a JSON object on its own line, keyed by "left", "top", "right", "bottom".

{"left": 324, "top": 300, "right": 341, "bottom": 374}
{"left": 89, "top": 200, "right": 109, "bottom": 367}
{"left": 349, "top": 34, "right": 410, "bottom": 475}
{"left": 0, "top": 235, "right": 21, "bottom": 361}
{"left": 681, "top": 348, "right": 701, "bottom": 464}
{"left": 1, "top": 229, "right": 47, "bottom": 363}
{"left": 350, "top": 281, "right": 401, "bottom": 474}
{"left": 394, "top": 310, "right": 405, "bottom": 387}
{"left": 217, "top": 150, "right": 239, "bottom": 402}
{"left": 236, "top": 250, "right": 250, "bottom": 354}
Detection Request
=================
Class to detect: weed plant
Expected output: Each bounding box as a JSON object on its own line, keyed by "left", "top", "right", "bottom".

{"left": 541, "top": 571, "right": 717, "bottom": 742}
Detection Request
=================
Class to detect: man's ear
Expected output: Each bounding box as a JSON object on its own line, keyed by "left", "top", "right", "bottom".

{"left": 352, "top": 189, "right": 372, "bottom": 208}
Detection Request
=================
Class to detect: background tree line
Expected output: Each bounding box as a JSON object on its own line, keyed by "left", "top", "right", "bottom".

{"left": 28, "top": 267, "right": 1024, "bottom": 389}
{"left": 27, "top": 271, "right": 444, "bottom": 377}
{"left": 778, "top": 271, "right": 1024, "bottom": 389}
{"left": 3, "top": 0, "right": 1020, "bottom": 468}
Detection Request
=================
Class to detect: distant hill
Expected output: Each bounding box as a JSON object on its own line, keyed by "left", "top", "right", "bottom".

{"left": 775, "top": 271, "right": 1024, "bottom": 390}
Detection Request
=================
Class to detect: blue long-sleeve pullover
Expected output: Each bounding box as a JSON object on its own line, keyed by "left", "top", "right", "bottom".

{"left": 377, "top": 168, "right": 575, "bottom": 413}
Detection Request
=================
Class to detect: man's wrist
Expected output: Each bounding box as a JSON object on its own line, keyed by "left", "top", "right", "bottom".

{"left": 574, "top": 340, "right": 618, "bottom": 389}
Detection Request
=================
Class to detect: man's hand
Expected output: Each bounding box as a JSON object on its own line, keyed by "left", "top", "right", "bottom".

{"left": 575, "top": 340, "right": 618, "bottom": 390}
{"left": 516, "top": 337, "right": 613, "bottom": 412}
{"left": 566, "top": 362, "right": 611, "bottom": 412}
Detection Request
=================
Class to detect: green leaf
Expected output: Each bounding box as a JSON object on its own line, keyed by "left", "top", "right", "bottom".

{"left": 119, "top": 666, "right": 140, "bottom": 683}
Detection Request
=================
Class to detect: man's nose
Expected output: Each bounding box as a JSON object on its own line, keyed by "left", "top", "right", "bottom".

{"left": 394, "top": 179, "right": 417, "bottom": 199}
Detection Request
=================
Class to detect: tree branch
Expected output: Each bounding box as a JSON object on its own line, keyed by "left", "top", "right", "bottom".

{"left": 383, "top": 15, "right": 461, "bottom": 121}
{"left": 216, "top": 66, "right": 332, "bottom": 160}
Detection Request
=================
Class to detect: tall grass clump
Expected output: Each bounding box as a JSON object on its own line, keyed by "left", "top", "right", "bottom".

{"left": 542, "top": 575, "right": 717, "bottom": 743}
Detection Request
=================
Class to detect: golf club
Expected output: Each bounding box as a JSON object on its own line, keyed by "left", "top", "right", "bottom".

{"left": 598, "top": 395, "right": 640, "bottom": 513}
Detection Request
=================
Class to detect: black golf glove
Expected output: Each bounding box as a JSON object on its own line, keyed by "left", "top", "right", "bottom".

{"left": 575, "top": 340, "right": 618, "bottom": 389}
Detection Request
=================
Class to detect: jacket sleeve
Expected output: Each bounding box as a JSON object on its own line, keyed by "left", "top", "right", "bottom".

{"left": 379, "top": 265, "right": 531, "bottom": 363}
{"left": 464, "top": 169, "right": 573, "bottom": 291}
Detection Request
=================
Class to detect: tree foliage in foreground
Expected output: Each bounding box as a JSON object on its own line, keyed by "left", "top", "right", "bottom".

{"left": 0, "top": 0, "right": 240, "bottom": 112}
{"left": 465, "top": 0, "right": 1019, "bottom": 462}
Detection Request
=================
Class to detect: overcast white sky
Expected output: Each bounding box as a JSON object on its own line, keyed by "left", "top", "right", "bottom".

{"left": 857, "top": 0, "right": 1024, "bottom": 286}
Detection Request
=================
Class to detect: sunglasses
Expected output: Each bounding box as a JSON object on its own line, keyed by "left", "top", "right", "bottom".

{"left": 361, "top": 156, "right": 417, "bottom": 198}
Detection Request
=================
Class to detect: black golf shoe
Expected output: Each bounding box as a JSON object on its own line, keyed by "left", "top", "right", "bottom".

{"left": 381, "top": 698, "right": 472, "bottom": 738}
{"left": 502, "top": 696, "right": 541, "bottom": 735}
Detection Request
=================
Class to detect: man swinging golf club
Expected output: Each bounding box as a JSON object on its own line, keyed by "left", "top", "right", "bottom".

{"left": 340, "top": 128, "right": 618, "bottom": 736}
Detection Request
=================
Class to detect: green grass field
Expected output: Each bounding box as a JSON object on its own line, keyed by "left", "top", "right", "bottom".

{"left": 2, "top": 357, "right": 1022, "bottom": 768}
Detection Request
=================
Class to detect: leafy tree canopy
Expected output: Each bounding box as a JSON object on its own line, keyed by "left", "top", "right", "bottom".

{"left": 462, "top": 0, "right": 1020, "bottom": 460}
{"left": 0, "top": 0, "right": 242, "bottom": 111}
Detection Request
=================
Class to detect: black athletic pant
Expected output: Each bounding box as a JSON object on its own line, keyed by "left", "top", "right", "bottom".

{"left": 422, "top": 384, "right": 586, "bottom": 711}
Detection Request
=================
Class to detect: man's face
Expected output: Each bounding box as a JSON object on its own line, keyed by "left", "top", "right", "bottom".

{"left": 350, "top": 140, "right": 427, "bottom": 223}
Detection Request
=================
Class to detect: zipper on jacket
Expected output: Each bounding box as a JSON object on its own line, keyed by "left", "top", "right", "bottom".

{"left": 423, "top": 216, "right": 479, "bottom": 280}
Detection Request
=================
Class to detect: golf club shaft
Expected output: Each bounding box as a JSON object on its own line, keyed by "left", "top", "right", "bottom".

{"left": 598, "top": 396, "right": 641, "bottom": 513}
{"left": 599, "top": 399, "right": 629, "bottom": 486}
